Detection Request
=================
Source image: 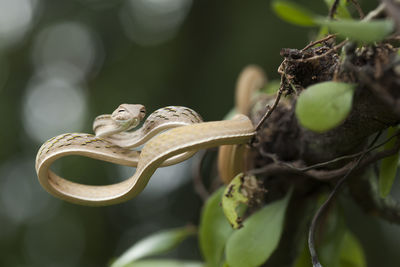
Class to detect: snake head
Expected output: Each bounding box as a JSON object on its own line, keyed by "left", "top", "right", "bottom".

{"left": 111, "top": 104, "right": 146, "bottom": 130}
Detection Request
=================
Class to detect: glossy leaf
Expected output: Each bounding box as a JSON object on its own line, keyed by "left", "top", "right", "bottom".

{"left": 316, "top": 19, "right": 394, "bottom": 43}
{"left": 379, "top": 127, "right": 400, "bottom": 198}
{"left": 124, "top": 260, "right": 204, "bottom": 267}
{"left": 111, "top": 226, "right": 196, "bottom": 267}
{"left": 199, "top": 187, "right": 233, "bottom": 267}
{"left": 221, "top": 173, "right": 249, "bottom": 229}
{"left": 225, "top": 190, "right": 292, "bottom": 267}
{"left": 271, "top": 0, "right": 316, "bottom": 26}
{"left": 296, "top": 81, "right": 355, "bottom": 132}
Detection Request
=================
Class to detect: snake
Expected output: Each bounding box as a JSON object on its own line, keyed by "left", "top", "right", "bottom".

{"left": 35, "top": 104, "right": 255, "bottom": 206}
{"left": 217, "top": 65, "right": 267, "bottom": 184}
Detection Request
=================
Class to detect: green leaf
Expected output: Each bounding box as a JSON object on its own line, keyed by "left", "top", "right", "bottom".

{"left": 316, "top": 19, "right": 394, "bottom": 43}
{"left": 339, "top": 231, "right": 366, "bottom": 267}
{"left": 379, "top": 127, "right": 400, "bottom": 198}
{"left": 271, "top": 0, "right": 316, "bottom": 26}
{"left": 295, "top": 81, "right": 355, "bottom": 132}
{"left": 111, "top": 226, "right": 196, "bottom": 267}
{"left": 199, "top": 187, "right": 233, "bottom": 267}
{"left": 323, "top": 0, "right": 351, "bottom": 19}
{"left": 225, "top": 189, "right": 292, "bottom": 267}
{"left": 124, "top": 260, "right": 204, "bottom": 267}
{"left": 221, "top": 173, "right": 249, "bottom": 229}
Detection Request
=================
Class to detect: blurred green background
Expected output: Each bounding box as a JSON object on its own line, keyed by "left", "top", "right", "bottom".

{"left": 0, "top": 0, "right": 399, "bottom": 266}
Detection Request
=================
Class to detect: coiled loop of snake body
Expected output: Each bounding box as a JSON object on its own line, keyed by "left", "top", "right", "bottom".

{"left": 35, "top": 104, "right": 255, "bottom": 206}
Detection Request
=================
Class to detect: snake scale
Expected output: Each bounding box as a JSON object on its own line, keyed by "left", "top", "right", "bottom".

{"left": 36, "top": 104, "right": 255, "bottom": 206}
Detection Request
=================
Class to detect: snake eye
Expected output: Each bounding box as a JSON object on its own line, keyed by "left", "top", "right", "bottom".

{"left": 139, "top": 107, "right": 146, "bottom": 119}
{"left": 118, "top": 109, "right": 125, "bottom": 113}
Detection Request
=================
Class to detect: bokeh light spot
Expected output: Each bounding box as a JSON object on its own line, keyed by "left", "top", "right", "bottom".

{"left": 0, "top": 157, "right": 60, "bottom": 224}
{"left": 0, "top": 0, "right": 36, "bottom": 47}
{"left": 32, "top": 21, "right": 101, "bottom": 80}
{"left": 120, "top": 0, "right": 192, "bottom": 45}
{"left": 22, "top": 76, "right": 87, "bottom": 142}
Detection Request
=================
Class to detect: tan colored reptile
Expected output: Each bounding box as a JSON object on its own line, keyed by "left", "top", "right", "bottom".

{"left": 217, "top": 65, "right": 267, "bottom": 184}
{"left": 36, "top": 104, "right": 255, "bottom": 206}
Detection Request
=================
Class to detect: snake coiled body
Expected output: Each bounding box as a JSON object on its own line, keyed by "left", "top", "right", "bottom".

{"left": 97, "top": 106, "right": 204, "bottom": 148}
{"left": 35, "top": 105, "right": 255, "bottom": 206}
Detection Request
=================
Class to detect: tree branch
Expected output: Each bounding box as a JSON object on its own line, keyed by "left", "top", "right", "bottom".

{"left": 248, "top": 131, "right": 400, "bottom": 181}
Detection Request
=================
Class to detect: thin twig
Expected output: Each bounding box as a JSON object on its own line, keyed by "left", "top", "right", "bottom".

{"left": 308, "top": 132, "right": 381, "bottom": 267}
{"left": 363, "top": 3, "right": 386, "bottom": 21}
{"left": 302, "top": 34, "right": 337, "bottom": 52}
{"left": 249, "top": 130, "right": 400, "bottom": 180}
{"left": 260, "top": 130, "right": 398, "bottom": 173}
{"left": 349, "top": 0, "right": 365, "bottom": 19}
{"left": 329, "top": 0, "right": 340, "bottom": 19}
{"left": 381, "top": 0, "right": 400, "bottom": 33}
{"left": 299, "top": 40, "right": 347, "bottom": 63}
{"left": 328, "top": 0, "right": 365, "bottom": 19}
{"left": 254, "top": 77, "right": 284, "bottom": 132}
